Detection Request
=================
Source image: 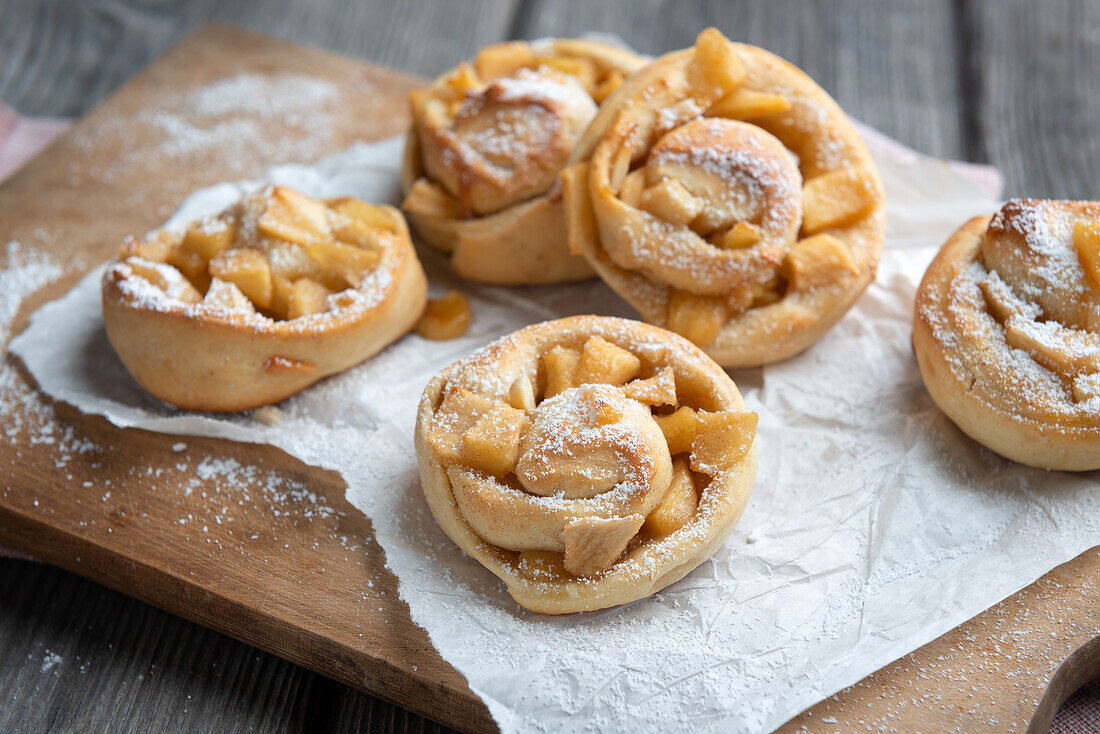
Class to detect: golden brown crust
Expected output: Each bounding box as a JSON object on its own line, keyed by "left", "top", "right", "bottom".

{"left": 101, "top": 187, "right": 427, "bottom": 411}
{"left": 414, "top": 315, "right": 758, "bottom": 614}
{"left": 562, "top": 29, "right": 886, "bottom": 367}
{"left": 913, "top": 202, "right": 1100, "bottom": 471}
{"left": 401, "top": 39, "right": 645, "bottom": 285}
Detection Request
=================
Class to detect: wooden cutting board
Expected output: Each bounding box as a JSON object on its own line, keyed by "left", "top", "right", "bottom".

{"left": 1, "top": 24, "right": 1096, "bottom": 734}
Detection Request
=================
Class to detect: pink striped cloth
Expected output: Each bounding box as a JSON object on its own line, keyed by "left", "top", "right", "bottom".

{"left": 0, "top": 103, "right": 68, "bottom": 181}
{"left": 0, "top": 102, "right": 1091, "bottom": 732}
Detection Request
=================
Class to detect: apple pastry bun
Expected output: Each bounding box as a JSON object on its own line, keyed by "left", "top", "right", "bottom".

{"left": 561, "top": 28, "right": 885, "bottom": 367}
{"left": 415, "top": 315, "right": 759, "bottom": 614}
{"left": 914, "top": 199, "right": 1100, "bottom": 471}
{"left": 401, "top": 39, "right": 645, "bottom": 285}
{"left": 102, "top": 186, "right": 427, "bottom": 411}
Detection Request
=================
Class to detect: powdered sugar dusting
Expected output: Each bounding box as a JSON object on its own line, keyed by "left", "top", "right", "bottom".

{"left": 73, "top": 73, "right": 343, "bottom": 181}
{"left": 924, "top": 201, "right": 1100, "bottom": 422}
{"left": 0, "top": 241, "right": 98, "bottom": 455}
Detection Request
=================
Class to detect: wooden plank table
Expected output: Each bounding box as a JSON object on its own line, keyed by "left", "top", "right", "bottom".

{"left": 1, "top": 2, "right": 1098, "bottom": 732}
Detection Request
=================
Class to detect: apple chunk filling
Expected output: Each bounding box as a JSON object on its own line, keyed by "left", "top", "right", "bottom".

{"left": 115, "top": 186, "right": 394, "bottom": 321}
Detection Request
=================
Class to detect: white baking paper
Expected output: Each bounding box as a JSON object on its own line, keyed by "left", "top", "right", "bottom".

{"left": 11, "top": 131, "right": 1100, "bottom": 734}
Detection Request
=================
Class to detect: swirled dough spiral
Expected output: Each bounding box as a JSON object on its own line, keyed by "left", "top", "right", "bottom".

{"left": 415, "top": 316, "right": 759, "bottom": 613}
{"left": 913, "top": 199, "right": 1100, "bottom": 471}
{"left": 401, "top": 39, "right": 645, "bottom": 285}
{"left": 561, "top": 28, "right": 886, "bottom": 367}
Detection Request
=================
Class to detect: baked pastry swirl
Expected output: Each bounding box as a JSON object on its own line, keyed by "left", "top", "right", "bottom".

{"left": 102, "top": 186, "right": 427, "bottom": 411}
{"left": 561, "top": 29, "right": 885, "bottom": 367}
{"left": 401, "top": 39, "right": 645, "bottom": 285}
{"left": 415, "top": 315, "right": 758, "bottom": 613}
{"left": 914, "top": 199, "right": 1100, "bottom": 471}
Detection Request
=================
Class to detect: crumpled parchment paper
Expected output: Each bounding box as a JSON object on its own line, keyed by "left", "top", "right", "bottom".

{"left": 12, "top": 130, "right": 1100, "bottom": 733}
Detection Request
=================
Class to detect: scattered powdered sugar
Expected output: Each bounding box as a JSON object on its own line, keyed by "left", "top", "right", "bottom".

{"left": 39, "top": 650, "right": 63, "bottom": 675}
{"left": 185, "top": 73, "right": 339, "bottom": 121}
{"left": 72, "top": 73, "right": 344, "bottom": 181}
{"left": 189, "top": 456, "right": 338, "bottom": 521}
{"left": 0, "top": 241, "right": 99, "bottom": 456}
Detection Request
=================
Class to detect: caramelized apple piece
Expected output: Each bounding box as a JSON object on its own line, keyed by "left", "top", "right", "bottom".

{"left": 257, "top": 186, "right": 331, "bottom": 246}
{"left": 306, "top": 239, "right": 380, "bottom": 286}
{"left": 122, "top": 233, "right": 175, "bottom": 263}
{"left": 267, "top": 274, "right": 294, "bottom": 320}
{"left": 690, "top": 410, "right": 758, "bottom": 475}
{"left": 586, "top": 386, "right": 625, "bottom": 425}
{"left": 416, "top": 291, "right": 471, "bottom": 340}
{"left": 402, "top": 179, "right": 465, "bottom": 220}
{"left": 623, "top": 367, "right": 678, "bottom": 407}
{"left": 667, "top": 290, "right": 727, "bottom": 347}
{"left": 690, "top": 28, "right": 745, "bottom": 93}
{"left": 640, "top": 179, "right": 705, "bottom": 226}
{"left": 430, "top": 386, "right": 493, "bottom": 464}
{"left": 203, "top": 278, "right": 254, "bottom": 313}
{"left": 714, "top": 222, "right": 763, "bottom": 249}
{"left": 286, "top": 277, "right": 332, "bottom": 319}
{"left": 508, "top": 374, "right": 536, "bottom": 411}
{"left": 802, "top": 168, "right": 877, "bottom": 234}
{"left": 209, "top": 249, "right": 273, "bottom": 309}
{"left": 328, "top": 197, "right": 397, "bottom": 232}
{"left": 707, "top": 88, "right": 791, "bottom": 119}
{"left": 561, "top": 514, "right": 644, "bottom": 576}
{"left": 474, "top": 42, "right": 535, "bottom": 80}
{"left": 655, "top": 406, "right": 701, "bottom": 455}
{"left": 643, "top": 458, "right": 697, "bottom": 537}
{"left": 1073, "top": 219, "right": 1100, "bottom": 292}
{"left": 331, "top": 218, "right": 383, "bottom": 250}
{"left": 167, "top": 245, "right": 211, "bottom": 292}
{"left": 126, "top": 259, "right": 201, "bottom": 304}
{"left": 461, "top": 403, "right": 531, "bottom": 476}
{"left": 182, "top": 218, "right": 235, "bottom": 260}
{"left": 786, "top": 233, "right": 858, "bottom": 290}
{"left": 439, "top": 385, "right": 495, "bottom": 429}
{"left": 575, "top": 336, "right": 642, "bottom": 386}
{"left": 446, "top": 62, "right": 481, "bottom": 99}
{"left": 542, "top": 56, "right": 597, "bottom": 90}
{"left": 543, "top": 346, "right": 580, "bottom": 398}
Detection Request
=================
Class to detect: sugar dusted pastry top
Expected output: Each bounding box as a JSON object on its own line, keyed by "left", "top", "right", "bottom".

{"left": 101, "top": 185, "right": 427, "bottom": 411}
{"left": 913, "top": 199, "right": 1100, "bottom": 470}
{"left": 415, "top": 315, "right": 759, "bottom": 614}
{"left": 561, "top": 28, "right": 886, "bottom": 368}
{"left": 407, "top": 39, "right": 642, "bottom": 218}
{"left": 401, "top": 38, "right": 646, "bottom": 285}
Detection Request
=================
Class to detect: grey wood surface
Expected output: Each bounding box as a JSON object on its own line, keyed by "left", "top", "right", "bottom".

{"left": 0, "top": 1, "right": 1095, "bottom": 732}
